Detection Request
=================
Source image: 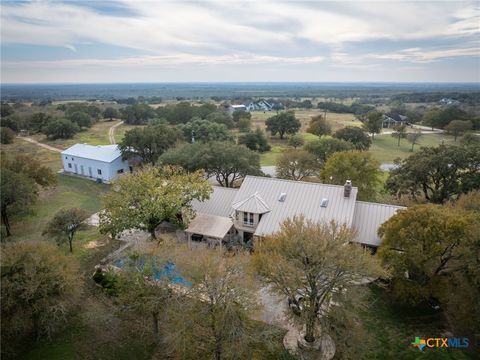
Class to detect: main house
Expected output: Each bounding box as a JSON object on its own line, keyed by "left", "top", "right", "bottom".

{"left": 186, "top": 176, "right": 404, "bottom": 252}
{"left": 61, "top": 143, "right": 131, "bottom": 183}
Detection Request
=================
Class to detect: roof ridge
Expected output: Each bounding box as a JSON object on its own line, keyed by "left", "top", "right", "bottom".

{"left": 244, "top": 175, "right": 359, "bottom": 190}
{"left": 355, "top": 200, "right": 406, "bottom": 209}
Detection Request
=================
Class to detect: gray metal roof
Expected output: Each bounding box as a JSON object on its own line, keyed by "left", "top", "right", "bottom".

{"left": 233, "top": 176, "right": 358, "bottom": 237}
{"left": 232, "top": 191, "right": 270, "bottom": 214}
{"left": 61, "top": 144, "right": 121, "bottom": 163}
{"left": 352, "top": 201, "right": 405, "bottom": 247}
{"left": 192, "top": 186, "right": 238, "bottom": 217}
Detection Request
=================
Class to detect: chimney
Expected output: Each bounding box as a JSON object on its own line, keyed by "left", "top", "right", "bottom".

{"left": 344, "top": 180, "right": 352, "bottom": 198}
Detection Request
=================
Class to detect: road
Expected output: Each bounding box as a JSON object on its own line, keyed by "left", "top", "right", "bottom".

{"left": 379, "top": 124, "right": 444, "bottom": 135}
{"left": 17, "top": 136, "right": 62, "bottom": 152}
{"left": 108, "top": 120, "right": 123, "bottom": 144}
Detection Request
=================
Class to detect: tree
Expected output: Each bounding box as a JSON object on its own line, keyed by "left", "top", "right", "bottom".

{"left": 179, "top": 118, "right": 233, "bottom": 143}
{"left": 276, "top": 150, "right": 320, "bottom": 181}
{"left": 28, "top": 112, "right": 52, "bottom": 132}
{"left": 362, "top": 111, "right": 383, "bottom": 139}
{"left": 120, "top": 104, "right": 156, "bottom": 125}
{"left": 306, "top": 114, "right": 331, "bottom": 137}
{"left": 99, "top": 166, "right": 211, "bottom": 239}
{"left": 444, "top": 120, "right": 472, "bottom": 141}
{"left": 232, "top": 110, "right": 251, "bottom": 124}
{"left": 103, "top": 107, "right": 119, "bottom": 121}
{"left": 238, "top": 128, "right": 271, "bottom": 152}
{"left": 265, "top": 111, "right": 301, "bottom": 139}
{"left": 116, "top": 252, "right": 173, "bottom": 341}
{"left": 422, "top": 107, "right": 469, "bottom": 130}
{"left": 238, "top": 116, "right": 252, "bottom": 132}
{"left": 205, "top": 111, "right": 234, "bottom": 129}
{"left": 333, "top": 126, "right": 371, "bottom": 150}
{"left": 391, "top": 123, "right": 407, "bottom": 147}
{"left": 1, "top": 241, "right": 79, "bottom": 347}
{"left": 378, "top": 205, "right": 476, "bottom": 305}
{"left": 165, "top": 247, "right": 258, "bottom": 360}
{"left": 1, "top": 169, "right": 37, "bottom": 237}
{"left": 42, "top": 118, "right": 79, "bottom": 139}
{"left": 1, "top": 127, "right": 15, "bottom": 144}
{"left": 385, "top": 144, "right": 480, "bottom": 203}
{"left": 160, "top": 142, "right": 262, "bottom": 187}
{"left": 0, "top": 103, "right": 14, "bottom": 117}
{"left": 118, "top": 124, "right": 181, "bottom": 165}
{"left": 1, "top": 154, "right": 57, "bottom": 188}
{"left": 406, "top": 130, "right": 422, "bottom": 151}
{"left": 42, "top": 208, "right": 89, "bottom": 253}
{"left": 252, "top": 217, "right": 382, "bottom": 346}
{"left": 320, "top": 151, "right": 380, "bottom": 201}
{"left": 460, "top": 132, "right": 480, "bottom": 146}
{"left": 304, "top": 137, "right": 354, "bottom": 164}
{"left": 288, "top": 133, "right": 305, "bottom": 149}
{"left": 68, "top": 111, "right": 92, "bottom": 129}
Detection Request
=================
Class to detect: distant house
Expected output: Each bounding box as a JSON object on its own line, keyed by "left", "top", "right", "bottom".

{"left": 246, "top": 99, "right": 274, "bottom": 112}
{"left": 383, "top": 112, "right": 408, "bottom": 128}
{"left": 439, "top": 98, "right": 461, "bottom": 106}
{"left": 186, "top": 176, "right": 404, "bottom": 252}
{"left": 228, "top": 104, "right": 247, "bottom": 113}
{"left": 61, "top": 143, "right": 131, "bottom": 183}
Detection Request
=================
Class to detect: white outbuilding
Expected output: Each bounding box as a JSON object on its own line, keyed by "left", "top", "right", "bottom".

{"left": 61, "top": 143, "right": 131, "bottom": 183}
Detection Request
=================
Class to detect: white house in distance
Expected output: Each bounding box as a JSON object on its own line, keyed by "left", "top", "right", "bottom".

{"left": 186, "top": 176, "right": 404, "bottom": 252}
{"left": 61, "top": 143, "right": 131, "bottom": 183}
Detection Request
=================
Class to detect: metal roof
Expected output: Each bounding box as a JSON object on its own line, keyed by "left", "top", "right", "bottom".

{"left": 192, "top": 186, "right": 238, "bottom": 217}
{"left": 61, "top": 144, "right": 122, "bottom": 163}
{"left": 185, "top": 213, "right": 233, "bottom": 239}
{"left": 232, "top": 176, "right": 358, "bottom": 237}
{"left": 232, "top": 191, "right": 270, "bottom": 214}
{"left": 352, "top": 201, "right": 405, "bottom": 246}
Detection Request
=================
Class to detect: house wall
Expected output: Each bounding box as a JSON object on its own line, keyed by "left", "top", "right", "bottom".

{"left": 233, "top": 210, "right": 261, "bottom": 233}
{"left": 61, "top": 155, "right": 130, "bottom": 182}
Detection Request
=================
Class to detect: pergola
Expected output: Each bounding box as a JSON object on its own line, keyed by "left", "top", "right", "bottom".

{"left": 185, "top": 213, "right": 234, "bottom": 250}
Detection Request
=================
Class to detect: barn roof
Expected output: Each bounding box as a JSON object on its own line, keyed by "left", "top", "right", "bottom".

{"left": 61, "top": 144, "right": 122, "bottom": 163}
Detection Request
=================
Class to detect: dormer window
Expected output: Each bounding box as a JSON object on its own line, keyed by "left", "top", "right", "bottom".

{"left": 243, "top": 212, "right": 254, "bottom": 226}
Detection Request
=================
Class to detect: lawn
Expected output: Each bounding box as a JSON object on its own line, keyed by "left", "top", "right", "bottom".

{"left": 370, "top": 133, "right": 457, "bottom": 163}
{"left": 4, "top": 137, "right": 61, "bottom": 170}
{"left": 359, "top": 284, "right": 473, "bottom": 359}
{"left": 8, "top": 175, "right": 110, "bottom": 244}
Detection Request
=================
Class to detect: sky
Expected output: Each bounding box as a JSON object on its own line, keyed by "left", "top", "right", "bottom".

{"left": 1, "top": 0, "right": 479, "bottom": 84}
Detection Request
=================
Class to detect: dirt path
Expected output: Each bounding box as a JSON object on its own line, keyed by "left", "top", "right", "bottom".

{"left": 17, "top": 136, "right": 62, "bottom": 152}
{"left": 108, "top": 120, "right": 124, "bottom": 144}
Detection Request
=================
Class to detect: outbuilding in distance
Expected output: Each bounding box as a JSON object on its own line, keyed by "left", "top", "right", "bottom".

{"left": 61, "top": 143, "right": 131, "bottom": 183}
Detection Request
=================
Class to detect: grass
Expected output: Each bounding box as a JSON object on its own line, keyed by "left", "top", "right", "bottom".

{"left": 9, "top": 175, "right": 110, "bottom": 243}
{"left": 114, "top": 123, "right": 143, "bottom": 143}
{"left": 370, "top": 133, "right": 457, "bottom": 163}
{"left": 30, "top": 121, "right": 114, "bottom": 150}
{"left": 359, "top": 284, "right": 473, "bottom": 359}
{"left": 4, "top": 137, "right": 61, "bottom": 170}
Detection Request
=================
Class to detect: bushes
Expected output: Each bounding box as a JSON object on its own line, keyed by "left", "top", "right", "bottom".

{"left": 0, "top": 127, "right": 15, "bottom": 144}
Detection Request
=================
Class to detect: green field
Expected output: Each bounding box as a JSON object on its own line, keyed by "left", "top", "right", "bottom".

{"left": 370, "top": 133, "right": 457, "bottom": 163}
{"left": 30, "top": 120, "right": 114, "bottom": 149}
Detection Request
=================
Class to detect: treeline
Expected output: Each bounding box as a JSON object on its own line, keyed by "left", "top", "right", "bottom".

{"left": 422, "top": 106, "right": 480, "bottom": 130}
{"left": 317, "top": 101, "right": 375, "bottom": 115}
{"left": 0, "top": 102, "right": 116, "bottom": 141}
{"left": 391, "top": 91, "right": 480, "bottom": 105}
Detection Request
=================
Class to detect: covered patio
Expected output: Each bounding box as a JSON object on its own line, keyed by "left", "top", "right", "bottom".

{"left": 185, "top": 213, "right": 234, "bottom": 250}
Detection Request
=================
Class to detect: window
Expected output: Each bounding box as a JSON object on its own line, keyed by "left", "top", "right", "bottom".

{"left": 97, "top": 169, "right": 102, "bottom": 175}
{"left": 243, "top": 212, "right": 254, "bottom": 226}
{"left": 117, "top": 169, "right": 124, "bottom": 174}
{"left": 68, "top": 163, "right": 72, "bottom": 168}
{"left": 71, "top": 157, "right": 74, "bottom": 161}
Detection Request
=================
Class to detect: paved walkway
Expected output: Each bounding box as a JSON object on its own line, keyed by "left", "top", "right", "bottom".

{"left": 17, "top": 136, "right": 62, "bottom": 152}
{"left": 108, "top": 120, "right": 123, "bottom": 144}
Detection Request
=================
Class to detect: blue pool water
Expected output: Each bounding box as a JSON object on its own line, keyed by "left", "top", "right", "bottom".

{"left": 114, "top": 257, "right": 191, "bottom": 287}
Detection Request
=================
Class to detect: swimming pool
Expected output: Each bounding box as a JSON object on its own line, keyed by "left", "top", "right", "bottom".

{"left": 113, "top": 257, "right": 191, "bottom": 287}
